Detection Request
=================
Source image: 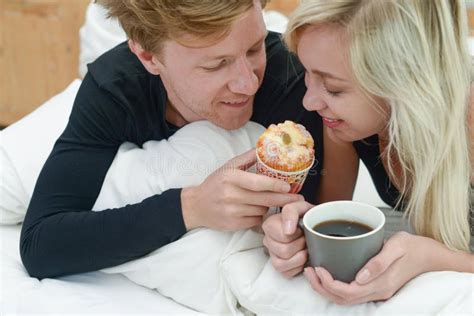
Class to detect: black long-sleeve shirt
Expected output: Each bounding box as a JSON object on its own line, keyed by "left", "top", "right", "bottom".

{"left": 20, "top": 32, "right": 324, "bottom": 279}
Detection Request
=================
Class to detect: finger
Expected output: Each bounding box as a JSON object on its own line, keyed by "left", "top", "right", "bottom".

{"left": 262, "top": 234, "right": 306, "bottom": 259}
{"left": 342, "top": 291, "right": 387, "bottom": 305}
{"left": 281, "top": 201, "right": 314, "bottom": 235}
{"left": 355, "top": 236, "right": 406, "bottom": 285}
{"left": 232, "top": 172, "right": 293, "bottom": 193}
{"left": 332, "top": 283, "right": 395, "bottom": 305}
{"left": 269, "top": 249, "right": 308, "bottom": 274}
{"left": 281, "top": 264, "right": 306, "bottom": 279}
{"left": 234, "top": 204, "right": 268, "bottom": 217}
{"left": 222, "top": 148, "right": 257, "bottom": 171}
{"left": 262, "top": 215, "right": 304, "bottom": 243}
{"left": 221, "top": 185, "right": 302, "bottom": 208}
{"left": 243, "top": 190, "right": 304, "bottom": 208}
{"left": 316, "top": 267, "right": 374, "bottom": 302}
{"left": 303, "top": 267, "right": 345, "bottom": 304}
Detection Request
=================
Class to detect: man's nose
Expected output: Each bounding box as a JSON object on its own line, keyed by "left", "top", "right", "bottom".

{"left": 228, "top": 57, "right": 259, "bottom": 95}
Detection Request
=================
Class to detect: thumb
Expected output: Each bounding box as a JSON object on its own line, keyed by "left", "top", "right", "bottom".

{"left": 223, "top": 148, "right": 257, "bottom": 171}
{"left": 281, "top": 201, "right": 313, "bottom": 235}
{"left": 355, "top": 239, "right": 405, "bottom": 285}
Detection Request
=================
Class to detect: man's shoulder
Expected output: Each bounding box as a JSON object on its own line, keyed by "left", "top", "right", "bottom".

{"left": 264, "top": 31, "right": 304, "bottom": 78}
{"left": 71, "top": 43, "right": 167, "bottom": 144}
{"left": 259, "top": 31, "right": 305, "bottom": 103}
{"left": 87, "top": 41, "right": 151, "bottom": 87}
{"left": 264, "top": 31, "right": 283, "bottom": 50}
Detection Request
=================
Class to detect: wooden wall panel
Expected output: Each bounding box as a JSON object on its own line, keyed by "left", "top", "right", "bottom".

{"left": 469, "top": 8, "right": 474, "bottom": 36}
{"left": 0, "top": 0, "right": 473, "bottom": 127}
{"left": 266, "top": 0, "right": 299, "bottom": 16}
{"left": 0, "top": 0, "right": 90, "bottom": 126}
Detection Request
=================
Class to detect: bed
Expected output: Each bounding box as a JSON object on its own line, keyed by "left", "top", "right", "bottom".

{"left": 0, "top": 224, "right": 205, "bottom": 315}
{"left": 1, "top": 3, "right": 473, "bottom": 315}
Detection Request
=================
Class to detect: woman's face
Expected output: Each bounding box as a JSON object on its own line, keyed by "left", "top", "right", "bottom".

{"left": 297, "top": 24, "right": 389, "bottom": 143}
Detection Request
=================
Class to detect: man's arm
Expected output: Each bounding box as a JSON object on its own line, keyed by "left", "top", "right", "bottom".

{"left": 20, "top": 74, "right": 187, "bottom": 279}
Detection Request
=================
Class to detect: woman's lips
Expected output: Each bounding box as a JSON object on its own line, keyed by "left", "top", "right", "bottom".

{"left": 322, "top": 117, "right": 343, "bottom": 128}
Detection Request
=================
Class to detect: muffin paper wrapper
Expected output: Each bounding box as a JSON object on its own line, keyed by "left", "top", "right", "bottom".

{"left": 256, "top": 154, "right": 314, "bottom": 194}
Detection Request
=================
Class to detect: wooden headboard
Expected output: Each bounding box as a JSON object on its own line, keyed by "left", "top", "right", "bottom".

{"left": 1, "top": 0, "right": 91, "bottom": 127}
{"left": 1, "top": 0, "right": 472, "bottom": 127}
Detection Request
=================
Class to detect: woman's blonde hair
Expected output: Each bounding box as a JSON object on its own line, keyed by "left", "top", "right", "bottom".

{"left": 286, "top": 0, "right": 472, "bottom": 251}
{"left": 96, "top": 0, "right": 267, "bottom": 54}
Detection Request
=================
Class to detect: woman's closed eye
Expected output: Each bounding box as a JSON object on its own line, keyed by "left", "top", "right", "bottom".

{"left": 323, "top": 81, "right": 344, "bottom": 97}
{"left": 324, "top": 85, "right": 343, "bottom": 97}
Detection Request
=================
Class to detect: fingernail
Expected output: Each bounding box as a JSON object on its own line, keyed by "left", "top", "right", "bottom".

{"left": 314, "top": 267, "right": 323, "bottom": 277}
{"left": 283, "top": 220, "right": 293, "bottom": 234}
{"left": 356, "top": 269, "right": 370, "bottom": 284}
{"left": 303, "top": 267, "right": 311, "bottom": 276}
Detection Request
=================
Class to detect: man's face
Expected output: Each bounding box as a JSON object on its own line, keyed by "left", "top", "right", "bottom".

{"left": 156, "top": 1, "right": 267, "bottom": 130}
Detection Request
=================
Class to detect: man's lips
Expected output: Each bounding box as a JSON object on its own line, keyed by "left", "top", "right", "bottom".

{"left": 220, "top": 98, "right": 250, "bottom": 108}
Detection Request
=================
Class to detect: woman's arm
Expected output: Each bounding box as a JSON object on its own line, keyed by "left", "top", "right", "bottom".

{"left": 424, "top": 236, "right": 474, "bottom": 272}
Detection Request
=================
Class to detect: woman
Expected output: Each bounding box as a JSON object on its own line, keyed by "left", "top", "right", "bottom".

{"left": 262, "top": 0, "right": 473, "bottom": 305}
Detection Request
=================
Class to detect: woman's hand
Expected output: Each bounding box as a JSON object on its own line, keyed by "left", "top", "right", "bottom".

{"left": 261, "top": 200, "right": 314, "bottom": 278}
{"left": 303, "top": 231, "right": 436, "bottom": 305}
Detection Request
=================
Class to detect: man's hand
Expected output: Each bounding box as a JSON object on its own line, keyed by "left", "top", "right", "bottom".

{"left": 181, "top": 149, "right": 304, "bottom": 231}
{"left": 261, "top": 200, "right": 314, "bottom": 278}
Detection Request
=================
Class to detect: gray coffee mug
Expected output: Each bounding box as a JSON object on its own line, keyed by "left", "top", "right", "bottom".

{"left": 302, "top": 201, "right": 385, "bottom": 283}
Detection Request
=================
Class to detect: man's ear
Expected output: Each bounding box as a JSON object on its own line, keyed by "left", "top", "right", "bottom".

{"left": 128, "top": 40, "right": 163, "bottom": 75}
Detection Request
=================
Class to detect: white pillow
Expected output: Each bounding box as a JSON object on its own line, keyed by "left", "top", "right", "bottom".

{"left": 79, "top": 1, "right": 126, "bottom": 79}
{"left": 223, "top": 248, "right": 474, "bottom": 315}
{"left": 0, "top": 80, "right": 81, "bottom": 225}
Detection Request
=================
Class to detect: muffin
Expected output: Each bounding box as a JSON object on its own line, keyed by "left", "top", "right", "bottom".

{"left": 256, "top": 120, "right": 315, "bottom": 193}
{"left": 256, "top": 120, "right": 314, "bottom": 171}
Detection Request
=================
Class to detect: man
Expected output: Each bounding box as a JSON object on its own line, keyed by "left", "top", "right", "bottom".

{"left": 20, "top": 0, "right": 323, "bottom": 279}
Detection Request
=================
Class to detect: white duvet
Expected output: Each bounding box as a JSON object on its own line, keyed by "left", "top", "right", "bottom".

{"left": 94, "top": 120, "right": 474, "bottom": 316}
{"left": 1, "top": 80, "right": 472, "bottom": 315}
{"left": 95, "top": 120, "right": 265, "bottom": 315}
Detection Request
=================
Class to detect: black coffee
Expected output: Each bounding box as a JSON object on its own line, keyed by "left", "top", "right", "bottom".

{"left": 312, "top": 220, "right": 373, "bottom": 237}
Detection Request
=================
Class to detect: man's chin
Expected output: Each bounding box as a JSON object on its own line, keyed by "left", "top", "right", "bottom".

{"left": 213, "top": 119, "right": 249, "bottom": 130}
{"left": 212, "top": 109, "right": 253, "bottom": 130}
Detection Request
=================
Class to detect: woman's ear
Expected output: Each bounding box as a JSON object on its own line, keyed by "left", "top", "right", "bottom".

{"left": 128, "top": 40, "right": 163, "bottom": 75}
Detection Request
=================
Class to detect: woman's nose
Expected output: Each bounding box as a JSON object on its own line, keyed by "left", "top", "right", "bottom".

{"left": 303, "top": 88, "right": 326, "bottom": 111}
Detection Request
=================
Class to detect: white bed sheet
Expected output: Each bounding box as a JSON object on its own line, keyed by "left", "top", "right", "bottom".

{"left": 0, "top": 225, "right": 203, "bottom": 315}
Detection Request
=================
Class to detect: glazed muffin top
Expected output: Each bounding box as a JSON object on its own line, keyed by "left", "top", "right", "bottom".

{"left": 256, "top": 120, "right": 314, "bottom": 172}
